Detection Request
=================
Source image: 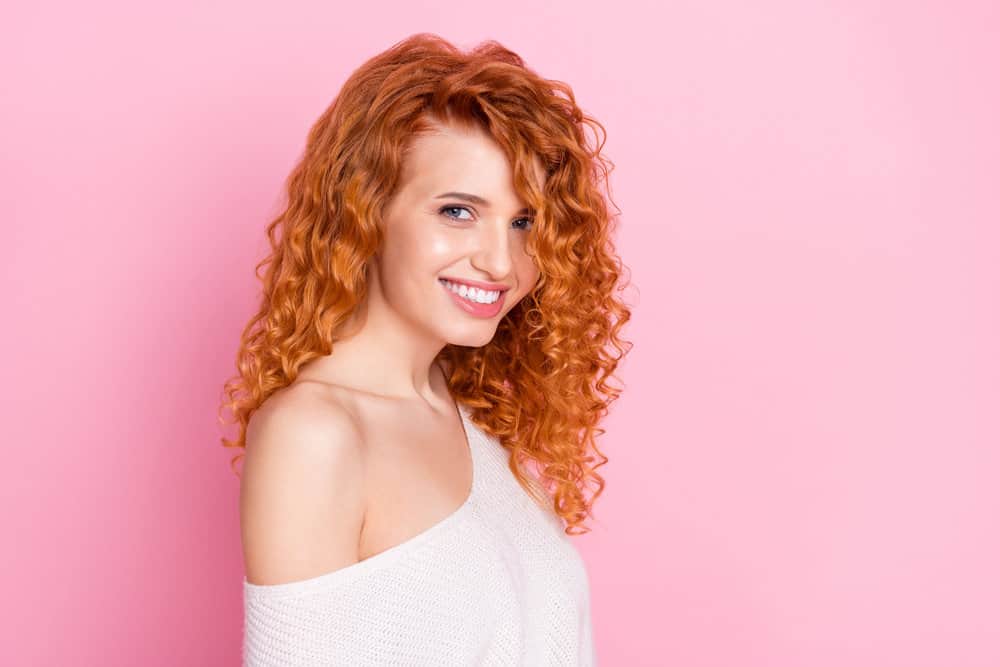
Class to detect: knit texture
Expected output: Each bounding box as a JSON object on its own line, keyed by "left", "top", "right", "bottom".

{"left": 243, "top": 402, "right": 596, "bottom": 666}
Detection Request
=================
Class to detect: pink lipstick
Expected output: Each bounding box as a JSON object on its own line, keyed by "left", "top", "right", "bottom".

{"left": 438, "top": 278, "right": 507, "bottom": 318}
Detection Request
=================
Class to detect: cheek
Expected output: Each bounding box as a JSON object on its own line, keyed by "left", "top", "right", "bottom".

{"left": 384, "top": 225, "right": 456, "bottom": 271}
{"left": 425, "top": 233, "right": 460, "bottom": 263}
{"left": 512, "top": 254, "right": 541, "bottom": 301}
{"left": 515, "top": 246, "right": 540, "bottom": 281}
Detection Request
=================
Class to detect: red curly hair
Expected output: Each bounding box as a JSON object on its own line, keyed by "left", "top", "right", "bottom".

{"left": 218, "top": 33, "right": 632, "bottom": 536}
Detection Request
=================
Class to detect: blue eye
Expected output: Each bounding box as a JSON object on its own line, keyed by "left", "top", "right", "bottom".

{"left": 439, "top": 205, "right": 534, "bottom": 232}
{"left": 440, "top": 205, "right": 473, "bottom": 221}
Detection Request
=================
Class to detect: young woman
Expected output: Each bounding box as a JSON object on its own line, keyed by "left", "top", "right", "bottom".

{"left": 220, "top": 32, "right": 632, "bottom": 666}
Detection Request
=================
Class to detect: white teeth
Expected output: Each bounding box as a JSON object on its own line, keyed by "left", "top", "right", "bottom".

{"left": 442, "top": 280, "right": 500, "bottom": 304}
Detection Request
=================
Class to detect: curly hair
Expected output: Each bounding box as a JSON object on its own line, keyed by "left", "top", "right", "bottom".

{"left": 218, "top": 33, "right": 632, "bottom": 536}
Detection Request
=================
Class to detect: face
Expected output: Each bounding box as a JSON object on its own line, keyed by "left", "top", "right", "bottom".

{"left": 372, "top": 118, "right": 543, "bottom": 347}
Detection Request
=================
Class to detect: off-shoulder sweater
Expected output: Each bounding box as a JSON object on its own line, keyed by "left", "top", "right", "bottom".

{"left": 242, "top": 401, "right": 596, "bottom": 666}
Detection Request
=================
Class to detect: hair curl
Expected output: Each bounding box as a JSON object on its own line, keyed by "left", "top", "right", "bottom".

{"left": 218, "top": 33, "right": 633, "bottom": 536}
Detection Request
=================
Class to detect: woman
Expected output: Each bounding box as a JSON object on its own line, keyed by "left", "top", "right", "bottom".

{"left": 220, "top": 32, "right": 632, "bottom": 666}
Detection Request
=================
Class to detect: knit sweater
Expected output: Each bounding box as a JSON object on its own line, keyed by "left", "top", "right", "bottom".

{"left": 242, "top": 401, "right": 596, "bottom": 666}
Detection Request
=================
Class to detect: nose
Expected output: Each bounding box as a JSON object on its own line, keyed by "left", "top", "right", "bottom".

{"left": 470, "top": 219, "right": 514, "bottom": 281}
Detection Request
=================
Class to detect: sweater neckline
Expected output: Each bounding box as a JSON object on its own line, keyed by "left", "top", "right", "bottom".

{"left": 244, "top": 399, "right": 480, "bottom": 600}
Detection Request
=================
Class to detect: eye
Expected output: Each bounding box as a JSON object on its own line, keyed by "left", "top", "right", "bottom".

{"left": 439, "top": 205, "right": 473, "bottom": 221}
{"left": 513, "top": 217, "right": 535, "bottom": 232}
{"left": 439, "top": 205, "right": 534, "bottom": 231}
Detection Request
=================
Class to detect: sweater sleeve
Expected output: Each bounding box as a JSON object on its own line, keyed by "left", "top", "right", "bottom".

{"left": 242, "top": 547, "right": 500, "bottom": 667}
{"left": 243, "top": 582, "right": 381, "bottom": 666}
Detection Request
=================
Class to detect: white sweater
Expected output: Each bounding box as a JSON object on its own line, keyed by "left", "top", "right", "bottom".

{"left": 243, "top": 402, "right": 596, "bottom": 666}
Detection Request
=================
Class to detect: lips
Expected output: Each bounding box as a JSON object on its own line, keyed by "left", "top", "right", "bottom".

{"left": 439, "top": 278, "right": 506, "bottom": 318}
{"left": 437, "top": 275, "right": 511, "bottom": 292}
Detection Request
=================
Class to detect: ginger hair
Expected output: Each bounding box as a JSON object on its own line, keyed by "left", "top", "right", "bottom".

{"left": 218, "top": 33, "right": 632, "bottom": 535}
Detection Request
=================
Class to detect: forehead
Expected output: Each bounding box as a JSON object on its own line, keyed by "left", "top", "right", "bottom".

{"left": 398, "top": 119, "right": 545, "bottom": 204}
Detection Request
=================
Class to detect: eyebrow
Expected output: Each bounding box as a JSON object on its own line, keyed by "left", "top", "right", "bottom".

{"left": 434, "top": 192, "right": 533, "bottom": 216}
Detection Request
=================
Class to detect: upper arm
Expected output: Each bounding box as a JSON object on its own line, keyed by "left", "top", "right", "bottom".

{"left": 239, "top": 387, "right": 367, "bottom": 586}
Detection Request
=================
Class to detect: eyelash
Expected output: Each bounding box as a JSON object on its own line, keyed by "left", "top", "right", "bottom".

{"left": 439, "top": 205, "right": 534, "bottom": 231}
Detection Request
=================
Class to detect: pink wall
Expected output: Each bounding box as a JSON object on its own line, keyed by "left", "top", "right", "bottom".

{"left": 4, "top": 1, "right": 998, "bottom": 665}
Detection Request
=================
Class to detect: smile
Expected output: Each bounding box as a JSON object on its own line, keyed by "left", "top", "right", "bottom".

{"left": 440, "top": 279, "right": 502, "bottom": 303}
{"left": 439, "top": 279, "right": 507, "bottom": 318}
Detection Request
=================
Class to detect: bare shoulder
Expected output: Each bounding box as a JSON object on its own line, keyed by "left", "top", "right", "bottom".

{"left": 240, "top": 382, "right": 367, "bottom": 586}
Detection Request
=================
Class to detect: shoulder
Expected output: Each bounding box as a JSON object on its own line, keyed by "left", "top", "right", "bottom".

{"left": 240, "top": 382, "right": 368, "bottom": 586}
{"left": 246, "top": 381, "right": 365, "bottom": 458}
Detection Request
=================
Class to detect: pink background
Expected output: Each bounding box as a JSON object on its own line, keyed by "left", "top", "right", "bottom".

{"left": 4, "top": 1, "right": 998, "bottom": 665}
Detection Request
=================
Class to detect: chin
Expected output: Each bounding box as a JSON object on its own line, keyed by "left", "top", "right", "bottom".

{"left": 445, "top": 325, "right": 500, "bottom": 348}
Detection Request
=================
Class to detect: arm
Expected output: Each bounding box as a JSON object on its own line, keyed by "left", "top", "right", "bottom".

{"left": 240, "top": 387, "right": 366, "bottom": 587}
